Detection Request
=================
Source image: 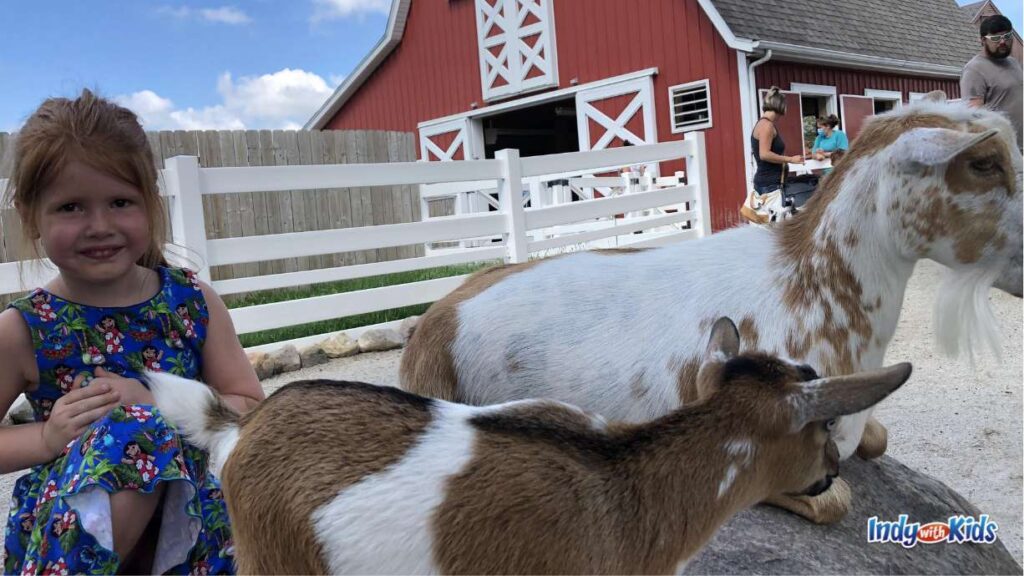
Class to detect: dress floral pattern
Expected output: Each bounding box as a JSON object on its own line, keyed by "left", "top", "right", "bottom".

{"left": 3, "top": 268, "right": 234, "bottom": 575}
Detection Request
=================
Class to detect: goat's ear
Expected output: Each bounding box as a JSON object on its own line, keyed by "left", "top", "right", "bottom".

{"left": 789, "top": 363, "right": 912, "bottom": 429}
{"left": 922, "top": 90, "right": 947, "bottom": 102}
{"left": 703, "top": 317, "right": 740, "bottom": 363}
{"left": 691, "top": 317, "right": 740, "bottom": 401}
{"left": 890, "top": 127, "right": 1000, "bottom": 168}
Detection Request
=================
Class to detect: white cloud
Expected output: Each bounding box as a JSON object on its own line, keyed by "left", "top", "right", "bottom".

{"left": 218, "top": 69, "right": 332, "bottom": 121}
{"left": 312, "top": 0, "right": 390, "bottom": 21}
{"left": 115, "top": 68, "right": 336, "bottom": 131}
{"left": 158, "top": 5, "right": 251, "bottom": 25}
{"left": 199, "top": 7, "right": 251, "bottom": 24}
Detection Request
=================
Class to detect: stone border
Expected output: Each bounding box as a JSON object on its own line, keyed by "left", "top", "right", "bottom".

{"left": 246, "top": 316, "right": 419, "bottom": 381}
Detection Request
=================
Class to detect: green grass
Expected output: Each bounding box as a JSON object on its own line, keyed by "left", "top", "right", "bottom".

{"left": 231, "top": 261, "right": 498, "bottom": 348}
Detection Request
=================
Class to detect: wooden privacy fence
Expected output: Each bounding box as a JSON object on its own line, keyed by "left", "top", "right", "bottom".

{"left": 0, "top": 129, "right": 421, "bottom": 285}
{"left": 0, "top": 133, "right": 711, "bottom": 352}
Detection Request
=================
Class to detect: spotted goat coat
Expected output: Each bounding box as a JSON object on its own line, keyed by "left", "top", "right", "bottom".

{"left": 147, "top": 326, "right": 911, "bottom": 574}
{"left": 400, "top": 101, "right": 1023, "bottom": 460}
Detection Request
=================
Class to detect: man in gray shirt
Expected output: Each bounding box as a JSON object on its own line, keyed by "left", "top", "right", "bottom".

{"left": 961, "top": 15, "right": 1023, "bottom": 147}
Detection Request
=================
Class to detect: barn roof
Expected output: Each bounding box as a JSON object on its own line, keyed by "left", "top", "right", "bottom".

{"left": 706, "top": 0, "right": 979, "bottom": 70}
{"left": 306, "top": 0, "right": 982, "bottom": 130}
{"left": 959, "top": 0, "right": 989, "bottom": 22}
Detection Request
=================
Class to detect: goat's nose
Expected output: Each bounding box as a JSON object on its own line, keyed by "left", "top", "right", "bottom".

{"left": 803, "top": 475, "right": 834, "bottom": 497}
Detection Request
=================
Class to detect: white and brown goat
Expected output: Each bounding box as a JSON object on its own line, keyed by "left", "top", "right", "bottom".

{"left": 399, "top": 100, "right": 1022, "bottom": 522}
{"left": 150, "top": 319, "right": 911, "bottom": 575}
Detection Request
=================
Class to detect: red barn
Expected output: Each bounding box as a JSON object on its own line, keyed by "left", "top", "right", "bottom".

{"left": 306, "top": 0, "right": 979, "bottom": 230}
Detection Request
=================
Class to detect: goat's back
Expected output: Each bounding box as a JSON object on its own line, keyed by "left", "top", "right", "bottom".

{"left": 402, "top": 226, "right": 781, "bottom": 422}
{"left": 221, "top": 380, "right": 435, "bottom": 574}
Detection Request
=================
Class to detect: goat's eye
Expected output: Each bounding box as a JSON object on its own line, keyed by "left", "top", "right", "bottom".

{"left": 824, "top": 419, "right": 837, "bottom": 432}
{"left": 970, "top": 157, "right": 1000, "bottom": 173}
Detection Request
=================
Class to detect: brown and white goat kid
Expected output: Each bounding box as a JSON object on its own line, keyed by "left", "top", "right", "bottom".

{"left": 400, "top": 101, "right": 1022, "bottom": 520}
{"left": 149, "top": 319, "right": 911, "bottom": 575}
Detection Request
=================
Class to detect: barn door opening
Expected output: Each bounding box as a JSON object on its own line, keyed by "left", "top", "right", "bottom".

{"left": 840, "top": 95, "right": 875, "bottom": 142}
{"left": 758, "top": 89, "right": 805, "bottom": 158}
{"left": 481, "top": 97, "right": 579, "bottom": 158}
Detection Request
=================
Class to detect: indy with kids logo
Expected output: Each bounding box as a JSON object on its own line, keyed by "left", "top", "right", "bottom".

{"left": 868, "top": 514, "right": 999, "bottom": 548}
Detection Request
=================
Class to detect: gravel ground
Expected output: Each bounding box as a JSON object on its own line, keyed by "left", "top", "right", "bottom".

{"left": 2, "top": 259, "right": 1021, "bottom": 565}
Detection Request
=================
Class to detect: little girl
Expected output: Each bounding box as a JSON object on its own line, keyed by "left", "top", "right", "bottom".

{"left": 0, "top": 90, "right": 265, "bottom": 574}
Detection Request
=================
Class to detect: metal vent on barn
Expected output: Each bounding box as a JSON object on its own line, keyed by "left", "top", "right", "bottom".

{"left": 669, "top": 79, "right": 712, "bottom": 134}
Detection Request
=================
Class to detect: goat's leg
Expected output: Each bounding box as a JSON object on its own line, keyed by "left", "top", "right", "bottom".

{"left": 856, "top": 416, "right": 888, "bottom": 459}
{"left": 762, "top": 477, "right": 852, "bottom": 524}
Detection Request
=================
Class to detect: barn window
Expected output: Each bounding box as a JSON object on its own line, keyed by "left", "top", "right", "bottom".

{"left": 475, "top": 0, "right": 558, "bottom": 101}
{"left": 668, "top": 79, "right": 712, "bottom": 133}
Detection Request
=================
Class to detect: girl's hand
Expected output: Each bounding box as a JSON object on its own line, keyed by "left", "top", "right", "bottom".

{"left": 41, "top": 376, "right": 120, "bottom": 458}
{"left": 93, "top": 367, "right": 154, "bottom": 406}
{"left": 789, "top": 155, "right": 804, "bottom": 164}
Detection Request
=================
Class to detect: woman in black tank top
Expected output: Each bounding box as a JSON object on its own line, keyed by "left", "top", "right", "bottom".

{"left": 752, "top": 87, "right": 804, "bottom": 194}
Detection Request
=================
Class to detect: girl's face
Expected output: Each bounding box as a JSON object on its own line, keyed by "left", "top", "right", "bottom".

{"left": 34, "top": 160, "right": 151, "bottom": 287}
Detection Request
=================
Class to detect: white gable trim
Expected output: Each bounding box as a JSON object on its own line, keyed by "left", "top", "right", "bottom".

{"left": 694, "top": 0, "right": 757, "bottom": 51}
{"left": 756, "top": 41, "right": 962, "bottom": 78}
{"left": 305, "top": 0, "right": 412, "bottom": 130}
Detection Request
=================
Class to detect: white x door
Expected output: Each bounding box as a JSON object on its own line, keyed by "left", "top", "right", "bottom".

{"left": 576, "top": 76, "right": 657, "bottom": 151}
{"left": 576, "top": 76, "right": 659, "bottom": 185}
{"left": 419, "top": 118, "right": 481, "bottom": 162}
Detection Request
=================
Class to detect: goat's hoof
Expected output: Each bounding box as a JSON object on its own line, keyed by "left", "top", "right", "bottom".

{"left": 763, "top": 477, "right": 852, "bottom": 525}
{"left": 856, "top": 417, "right": 888, "bottom": 460}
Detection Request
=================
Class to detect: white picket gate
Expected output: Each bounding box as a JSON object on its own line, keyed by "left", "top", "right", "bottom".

{"left": 0, "top": 132, "right": 711, "bottom": 353}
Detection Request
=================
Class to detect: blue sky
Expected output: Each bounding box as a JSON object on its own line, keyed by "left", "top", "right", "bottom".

{"left": 0, "top": 0, "right": 390, "bottom": 132}
{"left": 1, "top": 0, "right": 1021, "bottom": 133}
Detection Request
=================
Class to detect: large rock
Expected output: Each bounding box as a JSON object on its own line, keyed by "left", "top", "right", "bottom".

{"left": 246, "top": 351, "right": 274, "bottom": 381}
{"left": 299, "top": 343, "right": 331, "bottom": 368}
{"left": 322, "top": 333, "right": 360, "bottom": 358}
{"left": 263, "top": 345, "right": 301, "bottom": 375}
{"left": 358, "top": 329, "right": 404, "bottom": 353}
{"left": 682, "top": 456, "right": 1021, "bottom": 575}
{"left": 399, "top": 316, "right": 420, "bottom": 343}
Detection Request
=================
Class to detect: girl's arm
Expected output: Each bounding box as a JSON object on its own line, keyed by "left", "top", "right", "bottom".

{"left": 0, "top": 309, "right": 50, "bottom": 473}
{"left": 199, "top": 282, "right": 266, "bottom": 413}
{"left": 838, "top": 131, "right": 850, "bottom": 151}
{"left": 0, "top": 310, "right": 123, "bottom": 473}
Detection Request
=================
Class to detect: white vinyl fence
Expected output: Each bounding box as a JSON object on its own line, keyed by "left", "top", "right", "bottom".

{"left": 0, "top": 132, "right": 711, "bottom": 353}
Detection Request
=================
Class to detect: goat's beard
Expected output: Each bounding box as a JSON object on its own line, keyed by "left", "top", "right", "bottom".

{"left": 934, "top": 266, "right": 1002, "bottom": 362}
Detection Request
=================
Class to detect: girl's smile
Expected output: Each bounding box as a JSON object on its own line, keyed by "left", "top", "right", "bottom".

{"left": 33, "top": 159, "right": 154, "bottom": 303}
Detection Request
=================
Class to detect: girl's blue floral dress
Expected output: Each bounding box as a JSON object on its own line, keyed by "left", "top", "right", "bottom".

{"left": 3, "top": 267, "right": 234, "bottom": 575}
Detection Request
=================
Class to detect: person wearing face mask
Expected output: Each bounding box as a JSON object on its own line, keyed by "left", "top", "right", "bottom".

{"left": 960, "top": 14, "right": 1023, "bottom": 147}
{"left": 808, "top": 114, "right": 848, "bottom": 168}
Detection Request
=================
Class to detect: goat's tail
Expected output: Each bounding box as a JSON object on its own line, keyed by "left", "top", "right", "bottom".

{"left": 146, "top": 371, "right": 240, "bottom": 477}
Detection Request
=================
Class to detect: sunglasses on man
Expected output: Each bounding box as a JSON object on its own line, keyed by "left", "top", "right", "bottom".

{"left": 984, "top": 31, "right": 1013, "bottom": 43}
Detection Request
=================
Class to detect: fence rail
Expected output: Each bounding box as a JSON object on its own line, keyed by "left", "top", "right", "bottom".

{"left": 0, "top": 129, "right": 421, "bottom": 286}
{"left": 0, "top": 132, "right": 711, "bottom": 352}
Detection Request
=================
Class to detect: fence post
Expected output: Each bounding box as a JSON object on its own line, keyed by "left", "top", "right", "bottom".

{"left": 164, "top": 155, "right": 211, "bottom": 282}
{"left": 684, "top": 131, "right": 713, "bottom": 238}
{"left": 496, "top": 148, "right": 528, "bottom": 264}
